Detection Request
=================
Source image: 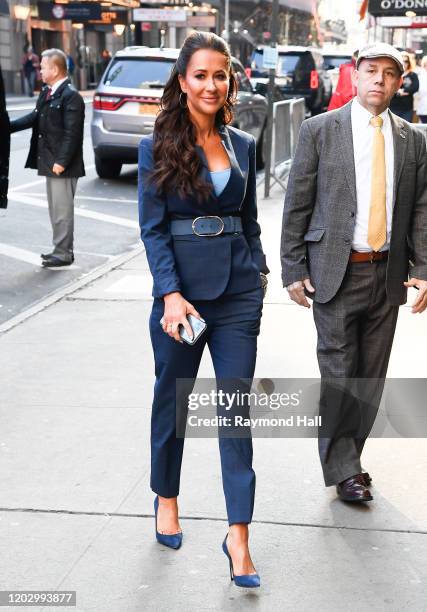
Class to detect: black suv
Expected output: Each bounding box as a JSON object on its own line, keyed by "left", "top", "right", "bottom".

{"left": 249, "top": 45, "right": 332, "bottom": 114}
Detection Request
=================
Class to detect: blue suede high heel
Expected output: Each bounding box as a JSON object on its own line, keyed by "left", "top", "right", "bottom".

{"left": 154, "top": 496, "right": 183, "bottom": 550}
{"left": 222, "top": 534, "right": 260, "bottom": 588}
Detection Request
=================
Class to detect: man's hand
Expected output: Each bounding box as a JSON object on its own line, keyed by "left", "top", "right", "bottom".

{"left": 286, "top": 278, "right": 315, "bottom": 308}
{"left": 404, "top": 278, "right": 427, "bottom": 313}
{"left": 52, "top": 163, "right": 65, "bottom": 175}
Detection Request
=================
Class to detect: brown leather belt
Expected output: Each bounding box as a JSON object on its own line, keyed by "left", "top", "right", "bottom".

{"left": 349, "top": 250, "right": 389, "bottom": 263}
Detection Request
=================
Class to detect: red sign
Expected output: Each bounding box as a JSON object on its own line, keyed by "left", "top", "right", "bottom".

{"left": 411, "top": 16, "right": 427, "bottom": 27}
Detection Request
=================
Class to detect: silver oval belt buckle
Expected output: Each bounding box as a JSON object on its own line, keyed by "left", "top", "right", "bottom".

{"left": 192, "top": 215, "right": 225, "bottom": 237}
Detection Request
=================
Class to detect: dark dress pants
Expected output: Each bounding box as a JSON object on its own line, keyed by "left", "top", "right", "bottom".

{"left": 149, "top": 287, "right": 263, "bottom": 525}
{"left": 313, "top": 260, "right": 399, "bottom": 486}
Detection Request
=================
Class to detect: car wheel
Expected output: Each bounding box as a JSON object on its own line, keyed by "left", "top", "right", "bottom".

{"left": 256, "top": 125, "right": 266, "bottom": 170}
{"left": 95, "top": 155, "right": 122, "bottom": 179}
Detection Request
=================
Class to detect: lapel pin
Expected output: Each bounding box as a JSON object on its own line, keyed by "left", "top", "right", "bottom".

{"left": 400, "top": 132, "right": 406, "bottom": 139}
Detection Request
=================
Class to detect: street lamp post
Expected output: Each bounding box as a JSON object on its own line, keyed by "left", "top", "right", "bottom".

{"left": 263, "top": 0, "right": 280, "bottom": 199}
{"left": 223, "top": 0, "right": 229, "bottom": 41}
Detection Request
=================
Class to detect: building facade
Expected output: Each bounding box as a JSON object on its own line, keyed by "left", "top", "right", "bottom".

{"left": 1, "top": 0, "right": 139, "bottom": 94}
{"left": 0, "top": 0, "right": 319, "bottom": 94}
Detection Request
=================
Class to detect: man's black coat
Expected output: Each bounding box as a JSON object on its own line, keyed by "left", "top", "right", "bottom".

{"left": 0, "top": 64, "right": 10, "bottom": 209}
{"left": 10, "top": 78, "right": 85, "bottom": 178}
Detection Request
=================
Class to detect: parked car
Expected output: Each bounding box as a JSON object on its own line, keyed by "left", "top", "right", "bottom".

{"left": 248, "top": 45, "right": 332, "bottom": 115}
{"left": 321, "top": 52, "right": 353, "bottom": 91}
{"left": 91, "top": 46, "right": 268, "bottom": 178}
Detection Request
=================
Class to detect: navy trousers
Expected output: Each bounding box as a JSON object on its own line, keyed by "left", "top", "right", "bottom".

{"left": 149, "top": 287, "right": 263, "bottom": 525}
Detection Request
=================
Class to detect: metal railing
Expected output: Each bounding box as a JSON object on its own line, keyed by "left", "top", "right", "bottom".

{"left": 266, "top": 97, "right": 305, "bottom": 191}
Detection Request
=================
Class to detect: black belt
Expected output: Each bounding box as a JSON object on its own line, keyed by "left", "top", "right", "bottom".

{"left": 350, "top": 250, "right": 389, "bottom": 263}
{"left": 170, "top": 215, "right": 242, "bottom": 237}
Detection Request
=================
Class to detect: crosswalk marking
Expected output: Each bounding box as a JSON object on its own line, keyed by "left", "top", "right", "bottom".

{"left": 8, "top": 164, "right": 96, "bottom": 192}
{"left": 8, "top": 192, "right": 139, "bottom": 229}
{"left": 18, "top": 193, "right": 138, "bottom": 205}
{"left": 9, "top": 178, "right": 46, "bottom": 192}
{"left": 0, "top": 243, "right": 81, "bottom": 269}
{"left": 75, "top": 195, "right": 138, "bottom": 204}
{"left": 0, "top": 244, "right": 41, "bottom": 266}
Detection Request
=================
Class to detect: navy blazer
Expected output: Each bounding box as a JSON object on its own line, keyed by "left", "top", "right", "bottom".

{"left": 138, "top": 125, "right": 269, "bottom": 301}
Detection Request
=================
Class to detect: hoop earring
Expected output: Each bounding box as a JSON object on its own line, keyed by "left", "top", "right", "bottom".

{"left": 179, "top": 92, "right": 187, "bottom": 109}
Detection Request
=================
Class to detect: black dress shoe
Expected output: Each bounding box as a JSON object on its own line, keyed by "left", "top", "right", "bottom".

{"left": 42, "top": 255, "right": 73, "bottom": 268}
{"left": 41, "top": 253, "right": 53, "bottom": 260}
{"left": 336, "top": 474, "right": 373, "bottom": 503}
{"left": 361, "top": 471, "right": 372, "bottom": 487}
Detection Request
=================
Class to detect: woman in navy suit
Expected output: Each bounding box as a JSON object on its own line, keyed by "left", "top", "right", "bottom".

{"left": 138, "top": 31, "right": 268, "bottom": 587}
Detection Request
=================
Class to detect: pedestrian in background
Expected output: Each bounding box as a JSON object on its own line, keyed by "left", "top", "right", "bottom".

{"left": 101, "top": 49, "right": 111, "bottom": 73}
{"left": 66, "top": 53, "right": 75, "bottom": 85}
{"left": 327, "top": 50, "right": 357, "bottom": 111}
{"left": 11, "top": 49, "right": 85, "bottom": 267}
{"left": 390, "top": 52, "right": 419, "bottom": 122}
{"left": 0, "top": 63, "right": 10, "bottom": 214}
{"left": 281, "top": 43, "right": 427, "bottom": 504}
{"left": 416, "top": 55, "right": 427, "bottom": 124}
{"left": 22, "top": 46, "right": 40, "bottom": 98}
{"left": 139, "top": 31, "right": 268, "bottom": 587}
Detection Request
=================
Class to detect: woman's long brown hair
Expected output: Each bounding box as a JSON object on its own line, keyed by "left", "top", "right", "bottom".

{"left": 150, "top": 31, "right": 238, "bottom": 201}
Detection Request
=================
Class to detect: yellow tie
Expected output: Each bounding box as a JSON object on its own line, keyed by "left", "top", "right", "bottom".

{"left": 367, "top": 116, "right": 387, "bottom": 252}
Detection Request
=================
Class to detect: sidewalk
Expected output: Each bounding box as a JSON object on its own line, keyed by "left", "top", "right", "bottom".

{"left": 0, "top": 184, "right": 426, "bottom": 611}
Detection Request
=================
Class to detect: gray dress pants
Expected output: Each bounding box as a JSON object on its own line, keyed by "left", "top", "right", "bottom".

{"left": 312, "top": 259, "right": 400, "bottom": 486}
{"left": 46, "top": 176, "right": 77, "bottom": 262}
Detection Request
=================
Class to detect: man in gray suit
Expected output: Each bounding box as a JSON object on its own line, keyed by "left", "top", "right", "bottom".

{"left": 281, "top": 43, "right": 427, "bottom": 503}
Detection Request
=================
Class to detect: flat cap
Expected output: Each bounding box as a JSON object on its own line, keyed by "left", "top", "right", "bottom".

{"left": 356, "top": 43, "right": 404, "bottom": 74}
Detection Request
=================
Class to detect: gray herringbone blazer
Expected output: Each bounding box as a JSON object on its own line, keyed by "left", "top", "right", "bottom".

{"left": 280, "top": 100, "right": 427, "bottom": 305}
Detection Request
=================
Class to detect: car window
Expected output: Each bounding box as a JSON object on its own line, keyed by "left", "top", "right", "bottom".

{"left": 251, "top": 50, "right": 266, "bottom": 70}
{"left": 312, "top": 52, "right": 324, "bottom": 70}
{"left": 104, "top": 58, "right": 176, "bottom": 88}
{"left": 278, "top": 53, "right": 315, "bottom": 76}
{"left": 251, "top": 49, "right": 314, "bottom": 77}
{"left": 233, "top": 63, "right": 253, "bottom": 93}
{"left": 277, "top": 54, "right": 302, "bottom": 75}
{"left": 323, "top": 56, "right": 352, "bottom": 70}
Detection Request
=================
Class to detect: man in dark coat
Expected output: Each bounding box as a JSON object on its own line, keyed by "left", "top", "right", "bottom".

{"left": 0, "top": 63, "right": 10, "bottom": 211}
{"left": 11, "top": 48, "right": 85, "bottom": 267}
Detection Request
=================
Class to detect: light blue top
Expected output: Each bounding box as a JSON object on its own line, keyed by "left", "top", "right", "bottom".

{"left": 209, "top": 168, "right": 231, "bottom": 196}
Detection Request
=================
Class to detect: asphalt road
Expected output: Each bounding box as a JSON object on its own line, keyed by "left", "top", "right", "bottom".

{"left": 1, "top": 102, "right": 141, "bottom": 325}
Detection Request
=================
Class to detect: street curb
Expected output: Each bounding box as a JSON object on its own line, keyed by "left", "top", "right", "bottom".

{"left": 0, "top": 245, "right": 145, "bottom": 336}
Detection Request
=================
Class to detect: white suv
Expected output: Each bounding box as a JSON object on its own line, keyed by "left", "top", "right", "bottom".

{"left": 91, "top": 46, "right": 267, "bottom": 178}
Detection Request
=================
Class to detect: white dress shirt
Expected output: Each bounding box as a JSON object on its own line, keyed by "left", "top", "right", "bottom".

{"left": 49, "top": 76, "right": 68, "bottom": 96}
{"left": 351, "top": 97, "right": 394, "bottom": 252}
